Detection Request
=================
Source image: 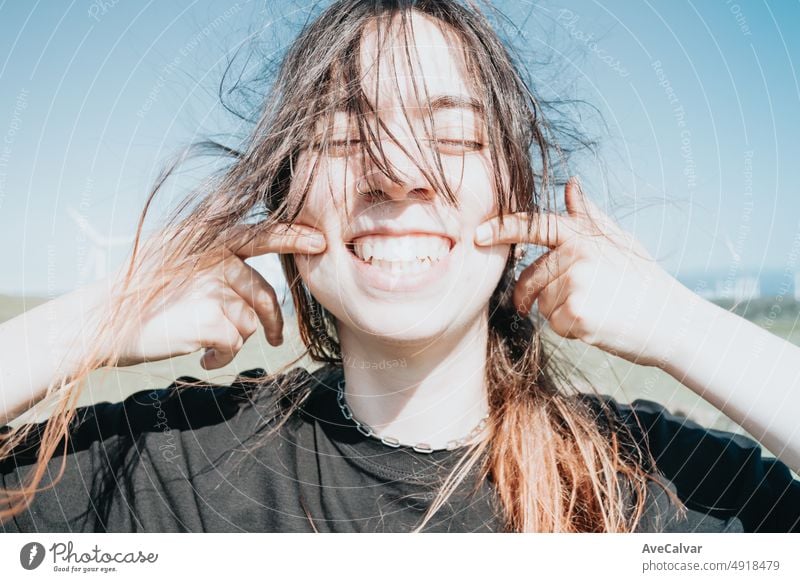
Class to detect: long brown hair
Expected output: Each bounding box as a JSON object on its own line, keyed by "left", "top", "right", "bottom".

{"left": 0, "top": 0, "right": 685, "bottom": 531}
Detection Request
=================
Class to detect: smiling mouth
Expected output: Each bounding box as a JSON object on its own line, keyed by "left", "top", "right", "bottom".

{"left": 345, "top": 234, "right": 455, "bottom": 274}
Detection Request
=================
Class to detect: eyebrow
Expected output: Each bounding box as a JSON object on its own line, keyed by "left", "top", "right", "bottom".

{"left": 426, "top": 94, "right": 485, "bottom": 115}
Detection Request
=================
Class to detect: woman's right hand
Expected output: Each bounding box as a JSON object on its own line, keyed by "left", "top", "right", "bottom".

{"left": 110, "top": 222, "right": 327, "bottom": 370}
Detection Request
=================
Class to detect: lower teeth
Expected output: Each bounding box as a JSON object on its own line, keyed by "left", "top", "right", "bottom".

{"left": 347, "top": 244, "right": 447, "bottom": 273}
{"left": 368, "top": 258, "right": 438, "bottom": 273}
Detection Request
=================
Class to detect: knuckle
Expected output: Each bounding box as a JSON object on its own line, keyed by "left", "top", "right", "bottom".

{"left": 219, "top": 329, "right": 243, "bottom": 352}
{"left": 225, "top": 316, "right": 244, "bottom": 344}
{"left": 233, "top": 333, "right": 245, "bottom": 351}
{"left": 241, "top": 309, "right": 259, "bottom": 336}
{"left": 549, "top": 311, "right": 574, "bottom": 339}
{"left": 566, "top": 240, "right": 589, "bottom": 260}
{"left": 564, "top": 297, "right": 591, "bottom": 331}
{"left": 200, "top": 309, "right": 239, "bottom": 346}
{"left": 560, "top": 238, "right": 579, "bottom": 255}
{"left": 562, "top": 294, "right": 582, "bottom": 317}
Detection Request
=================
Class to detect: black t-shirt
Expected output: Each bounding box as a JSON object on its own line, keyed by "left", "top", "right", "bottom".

{"left": 1, "top": 364, "right": 798, "bottom": 533}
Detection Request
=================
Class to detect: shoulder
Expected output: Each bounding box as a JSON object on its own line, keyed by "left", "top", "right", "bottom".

{"left": 573, "top": 391, "right": 774, "bottom": 460}
{"left": 575, "top": 392, "right": 800, "bottom": 532}
{"left": 2, "top": 365, "right": 319, "bottom": 468}
{"left": 0, "top": 365, "right": 319, "bottom": 532}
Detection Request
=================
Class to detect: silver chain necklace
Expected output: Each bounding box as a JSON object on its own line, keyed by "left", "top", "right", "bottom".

{"left": 335, "top": 378, "right": 489, "bottom": 454}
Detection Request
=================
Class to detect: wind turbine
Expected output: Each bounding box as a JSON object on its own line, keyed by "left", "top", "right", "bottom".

{"left": 68, "top": 207, "right": 135, "bottom": 283}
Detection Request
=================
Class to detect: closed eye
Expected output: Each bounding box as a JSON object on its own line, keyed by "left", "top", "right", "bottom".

{"left": 434, "top": 139, "right": 484, "bottom": 150}
{"left": 310, "top": 138, "right": 484, "bottom": 154}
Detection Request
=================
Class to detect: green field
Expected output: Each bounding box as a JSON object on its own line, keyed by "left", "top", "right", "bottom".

{"left": 3, "top": 293, "right": 798, "bottom": 469}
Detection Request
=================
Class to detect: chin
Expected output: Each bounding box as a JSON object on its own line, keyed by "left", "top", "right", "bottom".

{"left": 335, "top": 297, "right": 466, "bottom": 344}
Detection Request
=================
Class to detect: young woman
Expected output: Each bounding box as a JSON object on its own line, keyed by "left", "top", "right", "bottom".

{"left": 1, "top": 0, "right": 798, "bottom": 533}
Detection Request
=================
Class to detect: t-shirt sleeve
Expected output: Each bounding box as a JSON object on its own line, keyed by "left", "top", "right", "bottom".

{"left": 0, "top": 370, "right": 266, "bottom": 533}
{"left": 614, "top": 397, "right": 800, "bottom": 533}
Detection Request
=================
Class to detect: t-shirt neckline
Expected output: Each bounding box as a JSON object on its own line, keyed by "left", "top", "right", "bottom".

{"left": 306, "top": 365, "right": 480, "bottom": 483}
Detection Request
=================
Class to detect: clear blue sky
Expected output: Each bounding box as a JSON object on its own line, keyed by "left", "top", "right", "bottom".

{"left": 1, "top": 0, "right": 798, "bottom": 296}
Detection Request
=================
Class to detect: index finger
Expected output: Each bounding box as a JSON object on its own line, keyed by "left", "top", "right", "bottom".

{"left": 474, "top": 211, "right": 581, "bottom": 249}
{"left": 228, "top": 222, "right": 327, "bottom": 258}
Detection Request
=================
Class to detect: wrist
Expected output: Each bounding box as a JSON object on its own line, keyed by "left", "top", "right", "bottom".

{"left": 640, "top": 282, "right": 716, "bottom": 374}
{"left": 652, "top": 289, "right": 724, "bottom": 382}
{"left": 0, "top": 280, "right": 115, "bottom": 422}
{"left": 52, "top": 280, "right": 116, "bottom": 370}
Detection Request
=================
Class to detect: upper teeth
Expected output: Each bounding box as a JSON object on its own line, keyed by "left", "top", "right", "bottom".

{"left": 352, "top": 234, "right": 451, "bottom": 263}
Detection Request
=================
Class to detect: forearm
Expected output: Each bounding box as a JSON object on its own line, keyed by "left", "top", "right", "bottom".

{"left": 661, "top": 294, "right": 800, "bottom": 473}
{"left": 0, "top": 279, "right": 111, "bottom": 425}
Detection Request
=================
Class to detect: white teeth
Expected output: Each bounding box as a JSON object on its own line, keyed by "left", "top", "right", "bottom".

{"left": 352, "top": 234, "right": 451, "bottom": 265}
{"left": 369, "top": 257, "right": 432, "bottom": 274}
{"left": 362, "top": 242, "right": 374, "bottom": 261}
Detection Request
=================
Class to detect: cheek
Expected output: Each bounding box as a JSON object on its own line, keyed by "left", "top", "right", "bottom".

{"left": 293, "top": 246, "right": 337, "bottom": 295}
{"left": 292, "top": 187, "right": 335, "bottom": 231}
{"left": 462, "top": 244, "right": 510, "bottom": 301}
{"left": 453, "top": 156, "right": 511, "bottom": 300}
{"left": 288, "top": 153, "right": 346, "bottom": 228}
{"left": 448, "top": 155, "right": 507, "bottom": 253}
{"left": 445, "top": 152, "right": 503, "bottom": 219}
{"left": 293, "top": 231, "right": 353, "bottom": 313}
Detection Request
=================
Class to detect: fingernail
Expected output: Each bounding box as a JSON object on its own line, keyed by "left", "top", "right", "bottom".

{"left": 475, "top": 223, "right": 492, "bottom": 245}
{"left": 308, "top": 235, "right": 326, "bottom": 251}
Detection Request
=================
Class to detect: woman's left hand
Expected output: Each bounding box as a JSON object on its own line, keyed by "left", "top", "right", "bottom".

{"left": 474, "top": 176, "right": 696, "bottom": 368}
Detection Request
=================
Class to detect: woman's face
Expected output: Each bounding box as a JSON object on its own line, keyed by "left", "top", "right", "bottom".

{"left": 293, "top": 12, "right": 510, "bottom": 344}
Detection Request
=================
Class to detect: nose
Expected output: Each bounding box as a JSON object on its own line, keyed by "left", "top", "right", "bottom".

{"left": 357, "top": 139, "right": 436, "bottom": 203}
